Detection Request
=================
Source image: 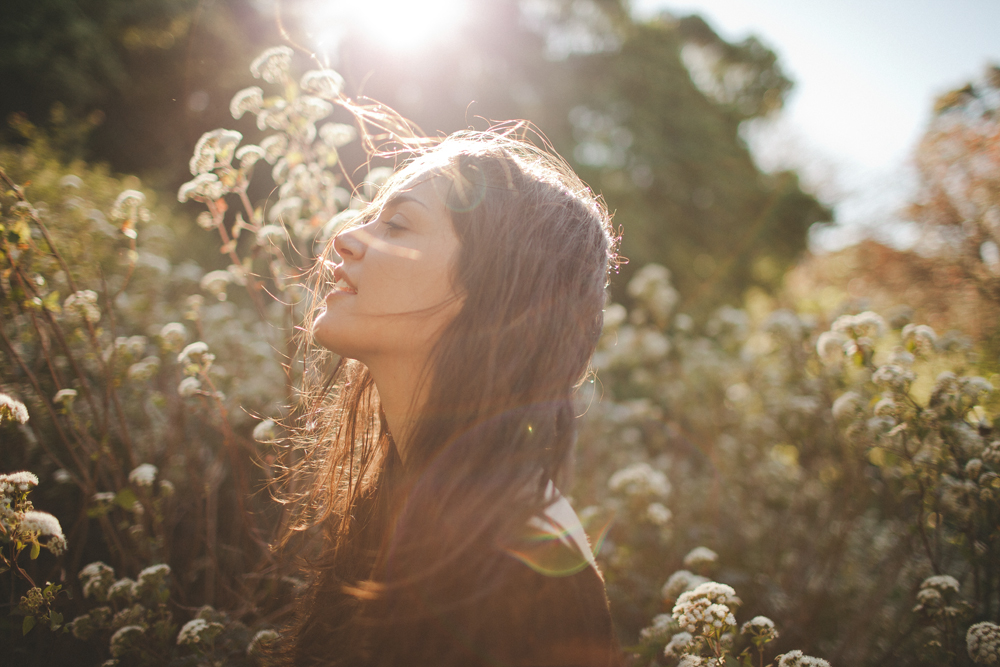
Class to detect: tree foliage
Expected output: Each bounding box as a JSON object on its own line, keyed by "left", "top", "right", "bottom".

{"left": 909, "top": 65, "right": 1000, "bottom": 307}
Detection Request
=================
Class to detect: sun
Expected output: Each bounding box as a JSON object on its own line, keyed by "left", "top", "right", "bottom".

{"left": 303, "top": 0, "right": 468, "bottom": 57}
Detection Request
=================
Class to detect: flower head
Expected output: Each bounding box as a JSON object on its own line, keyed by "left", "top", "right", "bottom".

{"left": 608, "top": 462, "right": 670, "bottom": 498}
{"left": 300, "top": 69, "right": 345, "bottom": 98}
{"left": 741, "top": 615, "right": 778, "bottom": 644}
{"left": 177, "top": 617, "right": 224, "bottom": 646}
{"left": 0, "top": 393, "right": 29, "bottom": 424}
{"left": 128, "top": 464, "right": 158, "bottom": 487}
{"left": 63, "top": 290, "right": 101, "bottom": 324}
{"left": 110, "top": 625, "right": 145, "bottom": 658}
{"left": 662, "top": 570, "right": 710, "bottom": 603}
{"left": 683, "top": 546, "right": 719, "bottom": 570}
{"left": 778, "top": 650, "right": 831, "bottom": 667}
{"left": 230, "top": 86, "right": 264, "bottom": 119}
{"left": 251, "top": 46, "right": 294, "bottom": 83}
{"left": 967, "top": 621, "right": 1000, "bottom": 665}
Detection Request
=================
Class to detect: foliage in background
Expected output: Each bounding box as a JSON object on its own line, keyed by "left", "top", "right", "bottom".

{"left": 573, "top": 264, "right": 1000, "bottom": 666}
{"left": 0, "top": 0, "right": 830, "bottom": 310}
{"left": 1, "top": 31, "right": 999, "bottom": 667}
{"left": 910, "top": 65, "right": 1000, "bottom": 307}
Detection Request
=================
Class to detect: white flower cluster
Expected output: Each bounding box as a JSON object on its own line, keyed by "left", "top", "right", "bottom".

{"left": 159, "top": 322, "right": 187, "bottom": 351}
{"left": 646, "top": 501, "right": 672, "bottom": 526}
{"left": 0, "top": 470, "right": 38, "bottom": 493}
{"left": 639, "top": 613, "right": 673, "bottom": 642}
{"left": 626, "top": 264, "right": 678, "bottom": 323}
{"left": 176, "top": 617, "right": 224, "bottom": 646}
{"left": 777, "top": 649, "right": 831, "bottom": 667}
{"left": 250, "top": 46, "right": 293, "bottom": 84}
{"left": 53, "top": 388, "right": 78, "bottom": 405}
{"left": 902, "top": 323, "right": 937, "bottom": 357}
{"left": 110, "top": 189, "right": 149, "bottom": 224}
{"left": 662, "top": 569, "right": 710, "bottom": 603}
{"left": 110, "top": 625, "right": 145, "bottom": 657}
{"left": 671, "top": 582, "right": 740, "bottom": 636}
{"left": 0, "top": 392, "right": 29, "bottom": 424}
{"left": 63, "top": 289, "right": 101, "bottom": 324}
{"left": 608, "top": 462, "right": 671, "bottom": 498}
{"left": 872, "top": 364, "right": 915, "bottom": 393}
{"left": 741, "top": 615, "right": 778, "bottom": 643}
{"left": 128, "top": 463, "right": 158, "bottom": 487}
{"left": 178, "top": 341, "right": 214, "bottom": 368}
{"left": 967, "top": 621, "right": 1000, "bottom": 664}
{"left": 253, "top": 419, "right": 279, "bottom": 442}
{"left": 683, "top": 547, "right": 719, "bottom": 570}
{"left": 663, "top": 631, "right": 695, "bottom": 658}
{"left": 832, "top": 311, "right": 886, "bottom": 340}
{"left": 79, "top": 561, "right": 116, "bottom": 601}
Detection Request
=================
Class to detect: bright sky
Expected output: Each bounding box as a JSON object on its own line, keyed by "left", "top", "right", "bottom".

{"left": 633, "top": 0, "right": 1000, "bottom": 249}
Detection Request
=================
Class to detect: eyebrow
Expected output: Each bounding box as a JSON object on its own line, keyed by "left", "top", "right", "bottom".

{"left": 383, "top": 193, "right": 430, "bottom": 213}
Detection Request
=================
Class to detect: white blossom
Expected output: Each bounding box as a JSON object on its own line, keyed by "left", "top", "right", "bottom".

{"left": 0, "top": 393, "right": 29, "bottom": 424}
{"left": 178, "top": 341, "right": 211, "bottom": 366}
{"left": 663, "top": 631, "right": 694, "bottom": 658}
{"left": 159, "top": 322, "right": 187, "bottom": 351}
{"left": 177, "top": 617, "right": 224, "bottom": 645}
{"left": 872, "top": 364, "right": 915, "bottom": 393}
{"left": 639, "top": 613, "right": 673, "bottom": 642}
{"left": 200, "top": 270, "right": 233, "bottom": 300}
{"left": 110, "top": 625, "right": 145, "bottom": 657}
{"left": 300, "top": 69, "right": 345, "bottom": 98}
{"left": 921, "top": 574, "right": 961, "bottom": 594}
{"left": 230, "top": 86, "right": 264, "bottom": 119}
{"left": 178, "top": 377, "right": 202, "bottom": 397}
{"left": 608, "top": 462, "right": 670, "bottom": 498}
{"left": 110, "top": 189, "right": 146, "bottom": 222}
{"left": 53, "top": 388, "right": 78, "bottom": 405}
{"left": 250, "top": 46, "right": 293, "bottom": 84}
{"left": 235, "top": 144, "right": 266, "bottom": 169}
{"left": 260, "top": 134, "right": 288, "bottom": 164}
{"left": 178, "top": 172, "right": 225, "bottom": 202}
{"left": 128, "top": 464, "right": 158, "bottom": 487}
{"left": 741, "top": 615, "right": 778, "bottom": 643}
{"left": 646, "top": 502, "right": 672, "bottom": 526}
{"left": 64, "top": 290, "right": 101, "bottom": 323}
{"left": 253, "top": 419, "right": 279, "bottom": 442}
{"left": 967, "top": 621, "right": 1000, "bottom": 664}
{"left": 80, "top": 561, "right": 115, "bottom": 600}
{"left": 319, "top": 122, "right": 357, "bottom": 148}
{"left": 778, "top": 650, "right": 831, "bottom": 667}
{"left": 20, "top": 510, "right": 63, "bottom": 538}
{"left": 189, "top": 129, "right": 243, "bottom": 175}
{"left": 662, "top": 570, "right": 710, "bottom": 602}
{"left": 672, "top": 582, "right": 741, "bottom": 635}
{"left": 683, "top": 546, "right": 719, "bottom": 570}
{"left": 0, "top": 471, "right": 39, "bottom": 492}
{"left": 902, "top": 323, "right": 937, "bottom": 356}
{"left": 832, "top": 391, "right": 863, "bottom": 422}
{"left": 816, "top": 331, "right": 848, "bottom": 365}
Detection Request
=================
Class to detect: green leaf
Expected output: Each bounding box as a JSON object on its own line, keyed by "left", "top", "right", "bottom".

{"left": 114, "top": 488, "right": 138, "bottom": 510}
{"left": 23, "top": 615, "right": 36, "bottom": 635}
{"left": 50, "top": 611, "right": 63, "bottom": 629}
{"left": 30, "top": 541, "right": 41, "bottom": 560}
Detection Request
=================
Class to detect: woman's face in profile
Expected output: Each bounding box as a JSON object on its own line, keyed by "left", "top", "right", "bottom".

{"left": 312, "top": 176, "right": 464, "bottom": 364}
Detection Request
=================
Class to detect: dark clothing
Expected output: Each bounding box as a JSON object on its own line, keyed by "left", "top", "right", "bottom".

{"left": 292, "top": 493, "right": 622, "bottom": 667}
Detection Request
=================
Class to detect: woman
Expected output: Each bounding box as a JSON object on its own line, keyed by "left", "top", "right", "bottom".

{"left": 281, "top": 129, "right": 622, "bottom": 667}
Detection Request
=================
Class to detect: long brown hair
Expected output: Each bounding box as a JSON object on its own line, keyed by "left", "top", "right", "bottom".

{"left": 278, "top": 129, "right": 619, "bottom": 665}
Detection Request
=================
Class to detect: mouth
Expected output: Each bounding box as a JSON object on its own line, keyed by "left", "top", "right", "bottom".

{"left": 329, "top": 263, "right": 357, "bottom": 295}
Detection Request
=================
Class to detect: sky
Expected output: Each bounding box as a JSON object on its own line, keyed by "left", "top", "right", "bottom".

{"left": 632, "top": 0, "right": 1000, "bottom": 249}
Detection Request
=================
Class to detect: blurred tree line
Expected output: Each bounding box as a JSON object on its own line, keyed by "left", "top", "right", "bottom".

{"left": 0, "top": 0, "right": 831, "bottom": 310}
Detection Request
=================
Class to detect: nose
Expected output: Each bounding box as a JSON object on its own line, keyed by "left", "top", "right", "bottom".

{"left": 333, "top": 224, "right": 367, "bottom": 260}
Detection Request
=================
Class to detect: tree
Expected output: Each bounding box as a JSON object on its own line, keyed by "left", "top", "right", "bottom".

{"left": 909, "top": 65, "right": 1000, "bottom": 307}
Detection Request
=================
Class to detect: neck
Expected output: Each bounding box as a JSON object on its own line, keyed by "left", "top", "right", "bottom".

{"left": 366, "top": 354, "right": 432, "bottom": 465}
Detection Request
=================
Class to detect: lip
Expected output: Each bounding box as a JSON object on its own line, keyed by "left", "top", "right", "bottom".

{"left": 330, "top": 264, "right": 358, "bottom": 295}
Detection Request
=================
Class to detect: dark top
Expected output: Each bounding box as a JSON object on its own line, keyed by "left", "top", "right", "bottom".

{"left": 293, "top": 491, "right": 622, "bottom": 667}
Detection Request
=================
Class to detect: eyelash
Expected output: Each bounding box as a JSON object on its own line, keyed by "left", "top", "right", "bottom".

{"left": 381, "top": 219, "right": 405, "bottom": 235}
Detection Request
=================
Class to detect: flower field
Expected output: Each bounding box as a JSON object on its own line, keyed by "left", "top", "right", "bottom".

{"left": 2, "top": 47, "right": 999, "bottom": 667}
